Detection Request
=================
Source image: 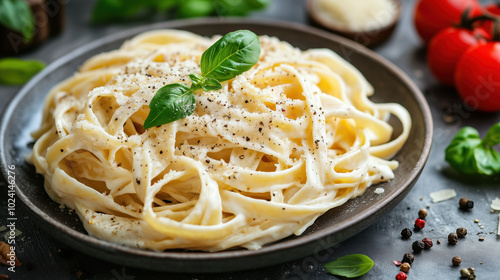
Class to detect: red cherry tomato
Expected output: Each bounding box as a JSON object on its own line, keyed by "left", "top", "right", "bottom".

{"left": 485, "top": 3, "right": 500, "bottom": 16}
{"left": 455, "top": 43, "right": 500, "bottom": 112}
{"left": 427, "top": 27, "right": 486, "bottom": 86}
{"left": 481, "top": 3, "right": 500, "bottom": 37}
{"left": 414, "top": 0, "right": 482, "bottom": 43}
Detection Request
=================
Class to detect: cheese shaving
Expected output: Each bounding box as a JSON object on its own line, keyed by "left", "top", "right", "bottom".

{"left": 491, "top": 197, "right": 500, "bottom": 211}
{"left": 430, "top": 189, "right": 457, "bottom": 203}
{"left": 315, "top": 0, "right": 397, "bottom": 31}
{"left": 374, "top": 187, "right": 384, "bottom": 194}
{"left": 497, "top": 214, "right": 500, "bottom": 236}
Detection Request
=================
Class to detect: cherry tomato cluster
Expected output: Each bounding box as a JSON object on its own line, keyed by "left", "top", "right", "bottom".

{"left": 414, "top": 0, "right": 500, "bottom": 112}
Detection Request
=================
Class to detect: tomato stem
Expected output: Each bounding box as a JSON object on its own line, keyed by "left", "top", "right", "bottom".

{"left": 455, "top": 8, "right": 493, "bottom": 30}
{"left": 457, "top": 7, "right": 475, "bottom": 30}
{"left": 493, "top": 20, "right": 500, "bottom": 41}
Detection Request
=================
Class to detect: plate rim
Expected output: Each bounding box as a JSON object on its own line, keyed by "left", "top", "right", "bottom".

{"left": 0, "top": 17, "right": 433, "bottom": 271}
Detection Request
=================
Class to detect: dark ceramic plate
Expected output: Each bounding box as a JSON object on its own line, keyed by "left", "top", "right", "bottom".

{"left": 0, "top": 19, "right": 432, "bottom": 273}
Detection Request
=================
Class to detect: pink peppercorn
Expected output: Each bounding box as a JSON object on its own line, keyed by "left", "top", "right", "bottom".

{"left": 396, "top": 272, "right": 407, "bottom": 280}
{"left": 414, "top": 218, "right": 426, "bottom": 230}
{"left": 422, "top": 238, "right": 433, "bottom": 249}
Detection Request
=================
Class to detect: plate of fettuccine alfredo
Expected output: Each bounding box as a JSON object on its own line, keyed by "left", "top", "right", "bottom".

{"left": 0, "top": 19, "right": 432, "bottom": 272}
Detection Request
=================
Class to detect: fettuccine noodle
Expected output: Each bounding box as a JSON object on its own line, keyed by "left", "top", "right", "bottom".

{"left": 30, "top": 30, "right": 411, "bottom": 251}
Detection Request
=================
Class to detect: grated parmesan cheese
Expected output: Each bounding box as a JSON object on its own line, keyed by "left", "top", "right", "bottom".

{"left": 498, "top": 214, "right": 500, "bottom": 236}
{"left": 374, "top": 187, "right": 385, "bottom": 194}
{"left": 430, "top": 189, "right": 457, "bottom": 203}
{"left": 491, "top": 197, "right": 500, "bottom": 211}
{"left": 315, "top": 0, "right": 397, "bottom": 31}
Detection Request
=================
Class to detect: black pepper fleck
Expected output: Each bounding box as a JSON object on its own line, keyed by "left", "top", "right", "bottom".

{"left": 448, "top": 233, "right": 458, "bottom": 245}
{"left": 401, "top": 228, "right": 412, "bottom": 239}
{"left": 412, "top": 240, "right": 425, "bottom": 253}
{"left": 401, "top": 253, "right": 414, "bottom": 265}
{"left": 456, "top": 227, "right": 467, "bottom": 238}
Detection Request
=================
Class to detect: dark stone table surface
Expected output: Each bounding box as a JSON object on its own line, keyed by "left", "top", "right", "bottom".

{"left": 1, "top": 0, "right": 499, "bottom": 279}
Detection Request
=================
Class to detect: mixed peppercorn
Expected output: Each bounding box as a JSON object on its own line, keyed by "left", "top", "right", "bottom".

{"left": 392, "top": 198, "right": 485, "bottom": 279}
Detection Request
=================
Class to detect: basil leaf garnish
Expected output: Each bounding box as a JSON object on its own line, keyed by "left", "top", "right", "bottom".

{"left": 201, "top": 30, "right": 260, "bottom": 82}
{"left": 188, "top": 73, "right": 205, "bottom": 89}
{"left": 90, "top": 0, "right": 269, "bottom": 22}
{"left": 484, "top": 123, "right": 500, "bottom": 147}
{"left": 201, "top": 78, "right": 222, "bottom": 91}
{"left": 143, "top": 30, "right": 260, "bottom": 129}
{"left": 0, "top": 58, "right": 45, "bottom": 85}
{"left": 445, "top": 123, "right": 500, "bottom": 175}
{"left": 323, "top": 254, "right": 374, "bottom": 278}
{"left": 143, "top": 83, "right": 194, "bottom": 129}
{"left": 178, "top": 0, "right": 214, "bottom": 18}
{"left": 0, "top": 0, "right": 34, "bottom": 42}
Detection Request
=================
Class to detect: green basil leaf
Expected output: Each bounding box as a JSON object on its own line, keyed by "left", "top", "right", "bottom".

{"left": 201, "top": 30, "right": 260, "bottom": 82}
{"left": 189, "top": 73, "right": 205, "bottom": 89}
{"left": 143, "top": 83, "right": 195, "bottom": 129}
{"left": 445, "top": 127, "right": 482, "bottom": 174}
{"left": 483, "top": 123, "right": 500, "bottom": 147}
{"left": 189, "top": 74, "right": 221, "bottom": 91}
{"left": 214, "top": 0, "right": 249, "bottom": 16}
{"left": 0, "top": 58, "right": 45, "bottom": 85}
{"left": 91, "top": 0, "right": 148, "bottom": 22}
{"left": 149, "top": 0, "right": 177, "bottom": 12}
{"left": 178, "top": 0, "right": 214, "bottom": 18}
{"left": 324, "top": 254, "right": 374, "bottom": 278}
{"left": 0, "top": 0, "right": 34, "bottom": 42}
{"left": 144, "top": 29, "right": 261, "bottom": 129}
{"left": 445, "top": 125, "right": 500, "bottom": 175}
{"left": 201, "top": 78, "right": 222, "bottom": 91}
{"left": 473, "top": 146, "right": 500, "bottom": 175}
{"left": 246, "top": 0, "right": 270, "bottom": 9}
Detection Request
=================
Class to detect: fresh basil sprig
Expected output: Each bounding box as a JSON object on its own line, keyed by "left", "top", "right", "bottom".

{"left": 143, "top": 30, "right": 261, "bottom": 129}
{"left": 323, "top": 254, "right": 374, "bottom": 278}
{"left": 445, "top": 123, "right": 500, "bottom": 175}
{"left": 0, "top": 0, "right": 34, "bottom": 42}
{"left": 91, "top": 0, "right": 270, "bottom": 22}
{"left": 0, "top": 58, "right": 45, "bottom": 85}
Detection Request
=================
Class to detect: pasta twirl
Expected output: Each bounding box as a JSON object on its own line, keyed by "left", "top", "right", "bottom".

{"left": 30, "top": 30, "right": 411, "bottom": 251}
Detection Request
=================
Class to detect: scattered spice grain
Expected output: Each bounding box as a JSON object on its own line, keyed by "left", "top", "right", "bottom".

{"left": 400, "top": 262, "right": 411, "bottom": 273}
{"left": 456, "top": 227, "right": 467, "bottom": 238}
{"left": 402, "top": 253, "right": 414, "bottom": 265}
{"left": 422, "top": 238, "right": 433, "bottom": 249}
{"left": 401, "top": 228, "right": 412, "bottom": 239}
{"left": 414, "top": 218, "right": 425, "bottom": 230}
{"left": 448, "top": 233, "right": 458, "bottom": 245}
{"left": 418, "top": 208, "right": 428, "bottom": 219}
{"left": 395, "top": 272, "right": 407, "bottom": 280}
{"left": 412, "top": 240, "right": 425, "bottom": 253}
{"left": 452, "top": 256, "right": 462, "bottom": 266}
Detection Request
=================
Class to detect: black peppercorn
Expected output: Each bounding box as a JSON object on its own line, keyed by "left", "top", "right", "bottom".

{"left": 402, "top": 253, "right": 414, "bottom": 265}
{"left": 452, "top": 256, "right": 462, "bottom": 266}
{"left": 412, "top": 240, "right": 425, "bottom": 253}
{"left": 459, "top": 197, "right": 474, "bottom": 210}
{"left": 466, "top": 200, "right": 474, "bottom": 209}
{"left": 448, "top": 233, "right": 458, "bottom": 245}
{"left": 401, "top": 228, "right": 413, "bottom": 239}
{"left": 422, "top": 238, "right": 433, "bottom": 249}
{"left": 456, "top": 227, "right": 467, "bottom": 238}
